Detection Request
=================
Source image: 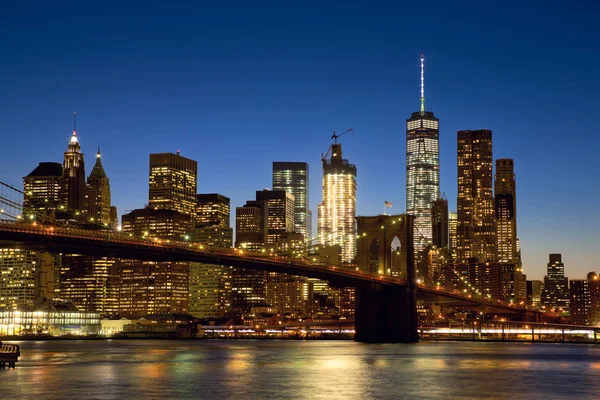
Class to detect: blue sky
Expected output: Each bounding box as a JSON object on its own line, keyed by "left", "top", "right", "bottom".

{"left": 1, "top": 1, "right": 598, "bottom": 279}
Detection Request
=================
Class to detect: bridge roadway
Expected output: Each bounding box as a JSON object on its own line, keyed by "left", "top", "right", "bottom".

{"left": 0, "top": 220, "right": 547, "bottom": 316}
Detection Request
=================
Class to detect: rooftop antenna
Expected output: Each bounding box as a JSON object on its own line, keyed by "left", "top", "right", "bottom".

{"left": 420, "top": 54, "right": 425, "bottom": 113}
{"left": 73, "top": 112, "right": 77, "bottom": 135}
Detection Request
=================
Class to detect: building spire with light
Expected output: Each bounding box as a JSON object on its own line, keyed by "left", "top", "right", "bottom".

{"left": 420, "top": 54, "right": 425, "bottom": 113}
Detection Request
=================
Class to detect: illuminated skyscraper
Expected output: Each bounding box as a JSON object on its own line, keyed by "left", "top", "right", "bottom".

{"left": 192, "top": 194, "right": 233, "bottom": 248}
{"left": 0, "top": 249, "right": 38, "bottom": 310}
{"left": 318, "top": 142, "right": 357, "bottom": 263}
{"left": 456, "top": 129, "right": 495, "bottom": 263}
{"left": 272, "top": 162, "right": 312, "bottom": 238}
{"left": 255, "top": 190, "right": 295, "bottom": 246}
{"left": 86, "top": 148, "right": 112, "bottom": 227}
{"left": 542, "top": 254, "right": 569, "bottom": 313}
{"left": 149, "top": 152, "right": 197, "bottom": 219}
{"left": 406, "top": 55, "right": 440, "bottom": 256}
{"left": 495, "top": 159, "right": 518, "bottom": 265}
{"left": 62, "top": 113, "right": 86, "bottom": 217}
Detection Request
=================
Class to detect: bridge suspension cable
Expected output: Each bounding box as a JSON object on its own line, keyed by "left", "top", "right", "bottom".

{"left": 0, "top": 179, "right": 24, "bottom": 221}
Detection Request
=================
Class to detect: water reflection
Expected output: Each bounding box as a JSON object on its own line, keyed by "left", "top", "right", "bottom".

{"left": 2, "top": 340, "right": 600, "bottom": 399}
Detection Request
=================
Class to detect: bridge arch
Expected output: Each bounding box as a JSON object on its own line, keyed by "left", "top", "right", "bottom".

{"left": 356, "top": 214, "right": 409, "bottom": 278}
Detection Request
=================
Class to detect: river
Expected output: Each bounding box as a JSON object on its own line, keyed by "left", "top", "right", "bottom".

{"left": 2, "top": 340, "right": 599, "bottom": 399}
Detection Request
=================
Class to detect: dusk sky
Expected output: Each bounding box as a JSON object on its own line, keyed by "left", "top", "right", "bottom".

{"left": 1, "top": 1, "right": 598, "bottom": 280}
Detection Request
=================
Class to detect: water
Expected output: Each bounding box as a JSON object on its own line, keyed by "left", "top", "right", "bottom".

{"left": 2, "top": 340, "right": 600, "bottom": 399}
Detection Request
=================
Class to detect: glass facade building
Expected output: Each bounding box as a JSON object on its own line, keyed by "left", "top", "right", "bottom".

{"left": 272, "top": 162, "right": 311, "bottom": 239}
{"left": 495, "top": 159, "right": 518, "bottom": 265}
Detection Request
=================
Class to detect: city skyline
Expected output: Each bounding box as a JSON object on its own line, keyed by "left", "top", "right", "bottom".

{"left": 1, "top": 2, "right": 598, "bottom": 280}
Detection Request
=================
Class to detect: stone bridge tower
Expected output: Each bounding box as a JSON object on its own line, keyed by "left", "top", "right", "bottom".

{"left": 355, "top": 214, "right": 410, "bottom": 278}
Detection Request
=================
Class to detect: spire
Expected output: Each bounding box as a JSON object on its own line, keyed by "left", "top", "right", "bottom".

{"left": 97, "top": 145, "right": 101, "bottom": 159}
{"left": 420, "top": 54, "right": 425, "bottom": 113}
{"left": 70, "top": 112, "right": 79, "bottom": 145}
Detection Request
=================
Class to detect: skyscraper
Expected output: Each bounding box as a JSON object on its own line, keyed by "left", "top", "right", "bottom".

{"left": 86, "top": 148, "right": 112, "bottom": 227}
{"left": 23, "top": 162, "right": 63, "bottom": 221}
{"left": 542, "top": 254, "right": 569, "bottom": 313}
{"left": 318, "top": 142, "right": 357, "bottom": 263}
{"left": 192, "top": 194, "right": 233, "bottom": 248}
{"left": 272, "top": 162, "right": 311, "bottom": 238}
{"left": 456, "top": 129, "right": 495, "bottom": 263}
{"left": 148, "top": 152, "right": 197, "bottom": 219}
{"left": 189, "top": 194, "right": 233, "bottom": 319}
{"left": 255, "top": 189, "right": 295, "bottom": 246}
{"left": 431, "top": 198, "right": 449, "bottom": 249}
{"left": 406, "top": 54, "right": 440, "bottom": 256}
{"left": 62, "top": 114, "right": 86, "bottom": 217}
{"left": 495, "top": 159, "right": 519, "bottom": 265}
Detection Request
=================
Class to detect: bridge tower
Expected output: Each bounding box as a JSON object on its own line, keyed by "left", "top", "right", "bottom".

{"left": 354, "top": 214, "right": 418, "bottom": 343}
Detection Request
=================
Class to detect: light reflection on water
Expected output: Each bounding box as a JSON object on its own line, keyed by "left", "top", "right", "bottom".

{"left": 2, "top": 340, "right": 600, "bottom": 399}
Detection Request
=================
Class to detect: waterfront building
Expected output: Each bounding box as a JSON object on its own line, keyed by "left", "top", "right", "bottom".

{"left": 272, "top": 162, "right": 312, "bottom": 238}
{"left": 85, "top": 148, "right": 112, "bottom": 227}
{"left": 456, "top": 129, "right": 495, "bottom": 263}
{"left": 148, "top": 152, "right": 197, "bottom": 219}
{"left": 431, "top": 198, "right": 448, "bottom": 249}
{"left": 61, "top": 114, "right": 86, "bottom": 218}
{"left": 541, "top": 254, "right": 569, "bottom": 313}
{"left": 495, "top": 159, "right": 519, "bottom": 265}
{"left": 0, "top": 308, "right": 100, "bottom": 336}
{"left": 317, "top": 142, "right": 357, "bottom": 263}
{"left": 406, "top": 54, "right": 440, "bottom": 256}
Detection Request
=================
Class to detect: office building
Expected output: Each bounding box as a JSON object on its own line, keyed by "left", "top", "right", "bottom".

{"left": 189, "top": 193, "right": 233, "bottom": 319}
{"left": 120, "top": 208, "right": 191, "bottom": 317}
{"left": 317, "top": 142, "right": 357, "bottom": 263}
{"left": 59, "top": 255, "right": 121, "bottom": 316}
{"left": 406, "top": 54, "right": 440, "bottom": 256}
{"left": 23, "top": 162, "right": 63, "bottom": 221}
{"left": 196, "top": 194, "right": 230, "bottom": 228}
{"left": 272, "top": 162, "right": 311, "bottom": 238}
{"left": 570, "top": 279, "right": 590, "bottom": 325}
{"left": 0, "top": 249, "right": 38, "bottom": 310}
{"left": 456, "top": 129, "right": 495, "bottom": 263}
{"left": 86, "top": 148, "right": 112, "bottom": 227}
{"left": 495, "top": 159, "right": 519, "bottom": 265}
{"left": 148, "top": 152, "right": 197, "bottom": 218}
{"left": 431, "top": 198, "right": 448, "bottom": 249}
{"left": 192, "top": 194, "right": 232, "bottom": 248}
{"left": 589, "top": 272, "right": 600, "bottom": 326}
{"left": 542, "top": 254, "right": 569, "bottom": 313}
{"left": 255, "top": 189, "right": 295, "bottom": 246}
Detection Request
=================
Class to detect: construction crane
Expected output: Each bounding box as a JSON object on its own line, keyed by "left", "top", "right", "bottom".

{"left": 322, "top": 128, "right": 354, "bottom": 160}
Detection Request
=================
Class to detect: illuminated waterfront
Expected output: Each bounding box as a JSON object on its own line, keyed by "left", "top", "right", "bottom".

{"left": 3, "top": 341, "right": 600, "bottom": 399}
